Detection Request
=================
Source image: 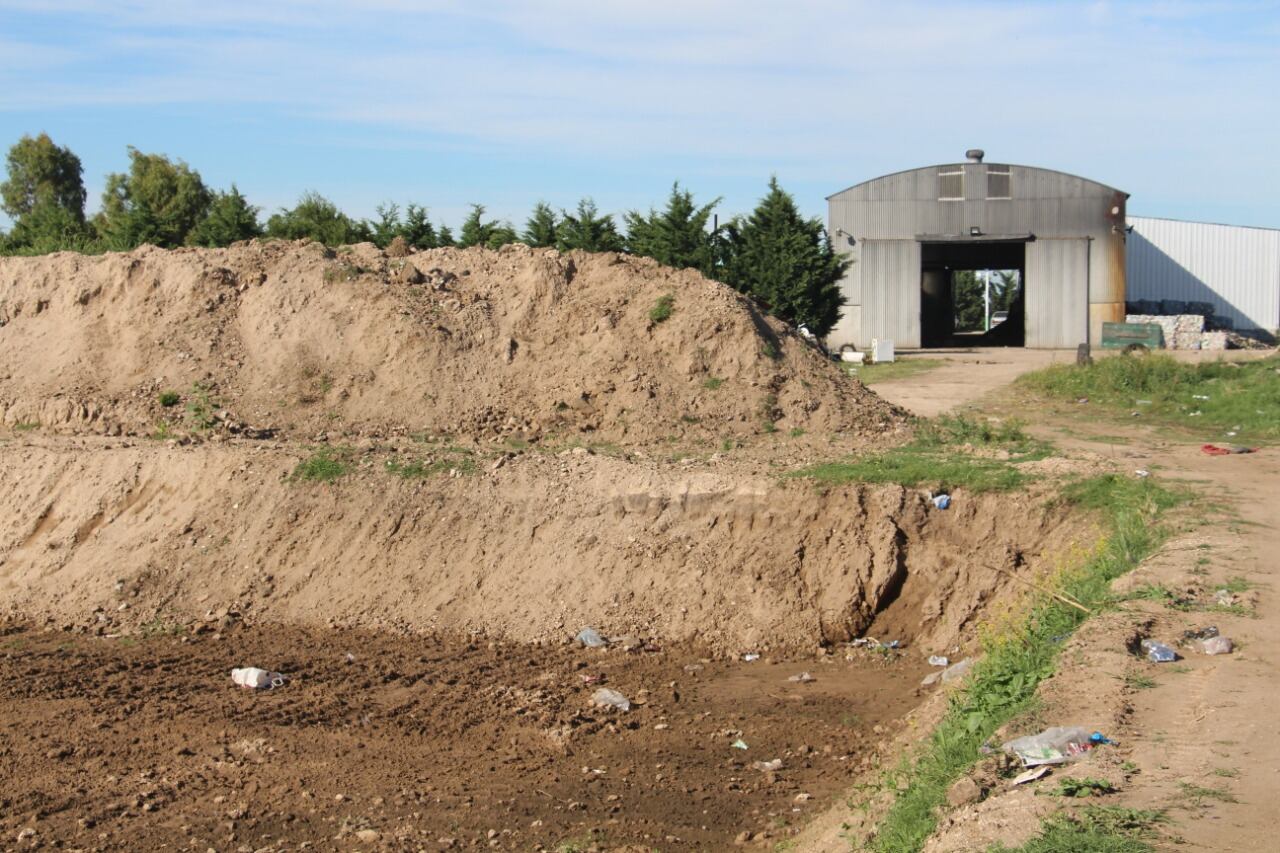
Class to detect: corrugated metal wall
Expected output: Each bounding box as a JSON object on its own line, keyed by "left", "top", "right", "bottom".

{"left": 1025, "top": 239, "right": 1090, "bottom": 348}
{"left": 1126, "top": 216, "right": 1280, "bottom": 331}
{"left": 858, "top": 240, "right": 921, "bottom": 348}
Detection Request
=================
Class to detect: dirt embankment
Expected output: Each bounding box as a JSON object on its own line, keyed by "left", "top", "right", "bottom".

{"left": 1, "top": 436, "right": 1071, "bottom": 654}
{"left": 0, "top": 240, "right": 898, "bottom": 444}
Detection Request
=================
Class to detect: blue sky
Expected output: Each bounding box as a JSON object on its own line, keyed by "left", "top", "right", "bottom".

{"left": 2, "top": 1, "right": 1278, "bottom": 231}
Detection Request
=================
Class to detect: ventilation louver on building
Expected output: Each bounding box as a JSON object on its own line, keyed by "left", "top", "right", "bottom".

{"left": 986, "top": 165, "right": 1011, "bottom": 199}
{"left": 938, "top": 168, "right": 964, "bottom": 201}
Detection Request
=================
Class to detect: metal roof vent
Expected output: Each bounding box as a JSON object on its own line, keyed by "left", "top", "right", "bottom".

{"left": 965, "top": 149, "right": 985, "bottom": 163}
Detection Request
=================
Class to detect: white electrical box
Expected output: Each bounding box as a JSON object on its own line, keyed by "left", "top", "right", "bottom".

{"left": 870, "top": 338, "right": 895, "bottom": 364}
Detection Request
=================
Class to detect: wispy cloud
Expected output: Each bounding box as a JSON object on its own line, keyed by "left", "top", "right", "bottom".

{"left": 0, "top": 0, "right": 1276, "bottom": 224}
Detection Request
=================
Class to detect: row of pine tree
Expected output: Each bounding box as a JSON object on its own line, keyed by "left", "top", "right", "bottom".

{"left": 1, "top": 133, "right": 847, "bottom": 335}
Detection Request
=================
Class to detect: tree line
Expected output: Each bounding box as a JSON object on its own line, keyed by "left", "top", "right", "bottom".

{"left": 0, "top": 133, "right": 847, "bottom": 335}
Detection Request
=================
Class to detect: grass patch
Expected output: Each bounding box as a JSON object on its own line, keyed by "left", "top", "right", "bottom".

{"left": 289, "top": 447, "right": 351, "bottom": 482}
{"left": 385, "top": 454, "right": 477, "bottom": 478}
{"left": 13, "top": 421, "right": 40, "bottom": 431}
{"left": 1177, "top": 781, "right": 1238, "bottom": 805}
{"left": 702, "top": 376, "right": 725, "bottom": 390}
{"left": 989, "top": 807, "right": 1165, "bottom": 853}
{"left": 793, "top": 416, "right": 1045, "bottom": 494}
{"left": 158, "top": 390, "right": 181, "bottom": 407}
{"left": 867, "top": 475, "right": 1181, "bottom": 853}
{"left": 1123, "top": 672, "right": 1156, "bottom": 690}
{"left": 1018, "top": 353, "right": 1280, "bottom": 443}
{"left": 847, "top": 358, "right": 945, "bottom": 385}
{"left": 1055, "top": 777, "right": 1117, "bottom": 798}
{"left": 648, "top": 293, "right": 674, "bottom": 324}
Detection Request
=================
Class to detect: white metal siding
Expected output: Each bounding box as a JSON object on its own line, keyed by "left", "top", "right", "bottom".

{"left": 1025, "top": 239, "right": 1089, "bottom": 348}
{"left": 1126, "top": 216, "right": 1280, "bottom": 331}
{"left": 859, "top": 240, "right": 921, "bottom": 348}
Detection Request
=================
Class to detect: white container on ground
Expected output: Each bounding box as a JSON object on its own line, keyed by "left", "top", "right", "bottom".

{"left": 870, "top": 338, "right": 895, "bottom": 363}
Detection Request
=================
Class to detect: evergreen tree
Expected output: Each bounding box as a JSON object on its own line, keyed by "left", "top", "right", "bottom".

{"left": 96, "top": 147, "right": 212, "bottom": 249}
{"left": 437, "top": 224, "right": 455, "bottom": 247}
{"left": 265, "top": 191, "right": 360, "bottom": 246}
{"left": 624, "top": 182, "right": 720, "bottom": 275}
{"left": 720, "top": 178, "right": 848, "bottom": 337}
{"left": 402, "top": 204, "right": 437, "bottom": 249}
{"left": 368, "top": 202, "right": 402, "bottom": 248}
{"left": 486, "top": 223, "right": 518, "bottom": 250}
{"left": 523, "top": 201, "right": 558, "bottom": 248}
{"left": 188, "top": 185, "right": 262, "bottom": 247}
{"left": 458, "top": 204, "right": 498, "bottom": 248}
{"left": 557, "top": 198, "right": 623, "bottom": 252}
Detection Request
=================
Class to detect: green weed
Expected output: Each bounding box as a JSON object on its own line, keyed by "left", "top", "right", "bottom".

{"left": 868, "top": 476, "right": 1181, "bottom": 852}
{"left": 989, "top": 807, "right": 1164, "bottom": 852}
{"left": 385, "top": 455, "right": 477, "bottom": 478}
{"left": 648, "top": 293, "right": 674, "bottom": 323}
{"left": 290, "top": 447, "right": 351, "bottom": 482}
{"left": 13, "top": 421, "right": 39, "bottom": 431}
{"left": 1177, "top": 781, "right": 1238, "bottom": 805}
{"left": 1055, "top": 777, "right": 1117, "bottom": 798}
{"left": 847, "top": 358, "right": 944, "bottom": 385}
{"left": 185, "top": 382, "right": 218, "bottom": 430}
{"left": 1019, "top": 353, "right": 1280, "bottom": 442}
{"left": 702, "top": 376, "right": 725, "bottom": 390}
{"left": 158, "top": 390, "right": 181, "bottom": 407}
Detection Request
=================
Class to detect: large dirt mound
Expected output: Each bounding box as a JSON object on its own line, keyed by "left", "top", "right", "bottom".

{"left": 0, "top": 241, "right": 899, "bottom": 442}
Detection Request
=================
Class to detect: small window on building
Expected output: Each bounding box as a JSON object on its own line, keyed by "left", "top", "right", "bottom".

{"left": 938, "top": 168, "right": 964, "bottom": 201}
{"left": 987, "top": 165, "right": 1011, "bottom": 199}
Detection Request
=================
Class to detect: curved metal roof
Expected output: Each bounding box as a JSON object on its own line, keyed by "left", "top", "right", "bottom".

{"left": 826, "top": 162, "right": 1129, "bottom": 201}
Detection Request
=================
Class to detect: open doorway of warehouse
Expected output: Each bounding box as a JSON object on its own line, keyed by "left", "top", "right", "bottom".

{"left": 920, "top": 241, "right": 1026, "bottom": 347}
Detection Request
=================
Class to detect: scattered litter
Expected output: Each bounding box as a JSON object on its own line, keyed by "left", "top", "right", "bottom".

{"left": 1214, "top": 589, "right": 1237, "bottom": 606}
{"left": 1075, "top": 397, "right": 1089, "bottom": 404}
{"left": 231, "top": 667, "right": 285, "bottom": 689}
{"left": 743, "top": 653, "right": 761, "bottom": 662}
{"left": 1090, "top": 732, "right": 1115, "bottom": 746}
{"left": 1192, "top": 394, "right": 1210, "bottom": 400}
{"left": 1135, "top": 400, "right": 1152, "bottom": 405}
{"left": 1010, "top": 766, "right": 1052, "bottom": 786}
{"left": 1181, "top": 626, "right": 1219, "bottom": 644}
{"left": 927, "top": 655, "right": 949, "bottom": 667}
{"left": 1201, "top": 443, "right": 1257, "bottom": 455}
{"left": 751, "top": 759, "right": 783, "bottom": 772}
{"left": 1140, "top": 639, "right": 1178, "bottom": 663}
{"left": 1199, "top": 636, "right": 1234, "bottom": 655}
{"left": 921, "top": 657, "right": 974, "bottom": 688}
{"left": 590, "top": 688, "right": 630, "bottom": 712}
{"left": 787, "top": 672, "right": 815, "bottom": 683}
{"left": 1135, "top": 469, "right": 1150, "bottom": 478}
{"left": 576, "top": 627, "right": 607, "bottom": 648}
{"left": 931, "top": 494, "right": 951, "bottom": 510}
{"left": 794, "top": 793, "right": 812, "bottom": 803}
{"left": 344, "top": 652, "right": 356, "bottom": 664}
{"left": 852, "top": 637, "right": 900, "bottom": 650}
{"left": 579, "top": 673, "right": 606, "bottom": 685}
{"left": 1003, "top": 726, "right": 1093, "bottom": 766}
{"left": 731, "top": 739, "right": 749, "bottom": 750}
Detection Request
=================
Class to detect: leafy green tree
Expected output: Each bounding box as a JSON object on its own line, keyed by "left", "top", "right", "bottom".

{"left": 96, "top": 147, "right": 212, "bottom": 249}
{"left": 368, "top": 202, "right": 403, "bottom": 248}
{"left": 625, "top": 182, "right": 720, "bottom": 275}
{"left": 2, "top": 133, "right": 87, "bottom": 222}
{"left": 558, "top": 198, "right": 623, "bottom": 252}
{"left": 1, "top": 133, "right": 91, "bottom": 253}
{"left": 265, "top": 191, "right": 360, "bottom": 246}
{"left": 523, "top": 201, "right": 558, "bottom": 248}
{"left": 720, "top": 178, "right": 848, "bottom": 337}
{"left": 188, "top": 185, "right": 262, "bottom": 247}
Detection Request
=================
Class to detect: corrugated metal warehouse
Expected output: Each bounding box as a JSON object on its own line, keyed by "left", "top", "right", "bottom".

{"left": 827, "top": 150, "right": 1129, "bottom": 349}
{"left": 1127, "top": 216, "right": 1280, "bottom": 333}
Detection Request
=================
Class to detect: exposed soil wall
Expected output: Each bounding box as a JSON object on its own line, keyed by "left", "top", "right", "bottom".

{"left": 2, "top": 437, "right": 1071, "bottom": 653}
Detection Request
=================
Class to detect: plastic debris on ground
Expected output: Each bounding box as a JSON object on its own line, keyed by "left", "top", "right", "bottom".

{"left": 1140, "top": 639, "right": 1178, "bottom": 663}
{"left": 1090, "top": 732, "right": 1115, "bottom": 746}
{"left": 1002, "top": 726, "right": 1094, "bottom": 767}
{"left": 787, "top": 672, "right": 815, "bottom": 683}
{"left": 1010, "top": 766, "right": 1052, "bottom": 786}
{"left": 590, "top": 688, "right": 631, "bottom": 711}
{"left": 1135, "top": 469, "right": 1150, "bottom": 478}
{"left": 851, "top": 637, "right": 900, "bottom": 651}
{"left": 751, "top": 759, "right": 783, "bottom": 772}
{"left": 1214, "top": 589, "right": 1238, "bottom": 606}
{"left": 742, "top": 653, "right": 761, "bottom": 662}
{"left": 931, "top": 494, "right": 951, "bottom": 510}
{"left": 921, "top": 657, "right": 974, "bottom": 688}
{"left": 1199, "top": 636, "right": 1234, "bottom": 655}
{"left": 927, "top": 655, "right": 949, "bottom": 667}
{"left": 1181, "top": 626, "right": 1219, "bottom": 644}
{"left": 1201, "top": 443, "right": 1257, "bottom": 455}
{"left": 231, "top": 667, "right": 286, "bottom": 689}
{"left": 576, "top": 627, "right": 608, "bottom": 648}
{"left": 731, "top": 739, "right": 749, "bottom": 750}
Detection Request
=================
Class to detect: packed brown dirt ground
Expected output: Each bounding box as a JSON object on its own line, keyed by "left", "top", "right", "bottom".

{"left": 0, "top": 245, "right": 1139, "bottom": 851}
